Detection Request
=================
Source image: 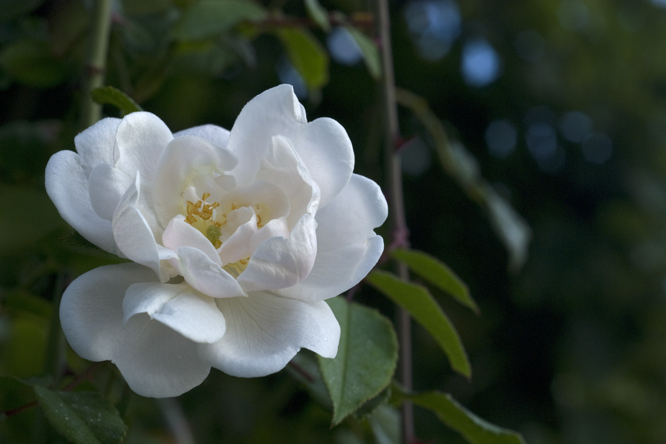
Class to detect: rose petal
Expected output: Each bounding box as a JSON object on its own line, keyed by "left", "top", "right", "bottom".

{"left": 198, "top": 292, "right": 340, "bottom": 377}
{"left": 237, "top": 214, "right": 317, "bottom": 292}
{"left": 59, "top": 263, "right": 210, "bottom": 398}
{"left": 291, "top": 117, "right": 353, "bottom": 207}
{"left": 153, "top": 135, "right": 238, "bottom": 227}
{"left": 174, "top": 124, "right": 230, "bottom": 149}
{"left": 74, "top": 117, "right": 121, "bottom": 172}
{"left": 227, "top": 85, "right": 307, "bottom": 186}
{"left": 123, "top": 282, "right": 226, "bottom": 343}
{"left": 217, "top": 212, "right": 258, "bottom": 265}
{"left": 226, "top": 85, "right": 352, "bottom": 207}
{"left": 45, "top": 151, "right": 118, "bottom": 254}
{"left": 113, "top": 174, "right": 171, "bottom": 281}
{"left": 115, "top": 315, "right": 210, "bottom": 398}
{"left": 88, "top": 163, "right": 132, "bottom": 221}
{"left": 113, "top": 112, "right": 173, "bottom": 183}
{"left": 177, "top": 246, "right": 247, "bottom": 298}
{"left": 163, "top": 217, "right": 222, "bottom": 266}
{"left": 255, "top": 135, "right": 319, "bottom": 229}
{"left": 316, "top": 174, "right": 388, "bottom": 250}
{"left": 276, "top": 174, "right": 387, "bottom": 301}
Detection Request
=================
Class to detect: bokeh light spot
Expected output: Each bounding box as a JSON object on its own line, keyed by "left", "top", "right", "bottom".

{"left": 461, "top": 38, "right": 501, "bottom": 87}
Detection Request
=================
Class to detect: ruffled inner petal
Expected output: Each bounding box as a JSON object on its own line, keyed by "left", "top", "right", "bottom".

{"left": 113, "top": 174, "right": 170, "bottom": 281}
{"left": 226, "top": 85, "right": 307, "bottom": 187}
{"left": 237, "top": 214, "right": 317, "bottom": 292}
{"left": 177, "top": 246, "right": 247, "bottom": 298}
{"left": 255, "top": 135, "right": 319, "bottom": 229}
{"left": 275, "top": 174, "right": 388, "bottom": 301}
{"left": 163, "top": 216, "right": 222, "bottom": 266}
{"left": 153, "top": 135, "right": 238, "bottom": 227}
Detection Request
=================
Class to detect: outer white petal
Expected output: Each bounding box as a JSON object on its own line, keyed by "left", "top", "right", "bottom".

{"left": 198, "top": 292, "right": 340, "bottom": 377}
{"left": 174, "top": 124, "right": 230, "bottom": 149}
{"left": 291, "top": 117, "right": 353, "bottom": 208}
{"left": 113, "top": 174, "right": 169, "bottom": 281}
{"left": 226, "top": 85, "right": 353, "bottom": 207}
{"left": 123, "top": 282, "right": 226, "bottom": 343}
{"left": 45, "top": 151, "right": 117, "bottom": 254}
{"left": 59, "top": 263, "right": 210, "bottom": 398}
{"left": 153, "top": 135, "right": 238, "bottom": 227}
{"left": 227, "top": 85, "right": 306, "bottom": 186}
{"left": 162, "top": 217, "right": 222, "bottom": 266}
{"left": 316, "top": 174, "right": 387, "bottom": 250}
{"left": 115, "top": 315, "right": 211, "bottom": 397}
{"left": 178, "top": 246, "right": 246, "bottom": 298}
{"left": 74, "top": 117, "right": 121, "bottom": 172}
{"left": 237, "top": 214, "right": 317, "bottom": 293}
{"left": 60, "top": 263, "right": 157, "bottom": 361}
{"left": 88, "top": 163, "right": 133, "bottom": 221}
{"left": 276, "top": 174, "right": 388, "bottom": 301}
{"left": 113, "top": 112, "right": 173, "bottom": 183}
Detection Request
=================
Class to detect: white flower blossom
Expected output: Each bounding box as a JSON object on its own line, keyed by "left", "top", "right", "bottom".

{"left": 45, "top": 85, "right": 388, "bottom": 397}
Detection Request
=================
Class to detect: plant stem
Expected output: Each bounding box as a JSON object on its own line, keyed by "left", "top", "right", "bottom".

{"left": 81, "top": 0, "right": 113, "bottom": 129}
{"left": 376, "top": 0, "right": 414, "bottom": 442}
{"left": 43, "top": 273, "right": 67, "bottom": 379}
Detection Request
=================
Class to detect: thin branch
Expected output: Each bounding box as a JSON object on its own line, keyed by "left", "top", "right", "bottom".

{"left": 158, "top": 398, "right": 196, "bottom": 444}
{"left": 81, "top": 0, "right": 113, "bottom": 129}
{"left": 257, "top": 13, "right": 374, "bottom": 30}
{"left": 287, "top": 360, "right": 315, "bottom": 383}
{"left": 376, "top": 0, "right": 415, "bottom": 442}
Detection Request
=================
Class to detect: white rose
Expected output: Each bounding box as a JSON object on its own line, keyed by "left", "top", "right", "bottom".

{"left": 45, "top": 85, "right": 388, "bottom": 397}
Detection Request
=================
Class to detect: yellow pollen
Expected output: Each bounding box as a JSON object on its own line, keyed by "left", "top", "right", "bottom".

{"left": 185, "top": 192, "right": 222, "bottom": 248}
{"left": 223, "top": 257, "right": 250, "bottom": 277}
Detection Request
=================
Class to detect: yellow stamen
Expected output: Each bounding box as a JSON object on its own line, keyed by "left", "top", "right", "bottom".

{"left": 185, "top": 192, "right": 223, "bottom": 248}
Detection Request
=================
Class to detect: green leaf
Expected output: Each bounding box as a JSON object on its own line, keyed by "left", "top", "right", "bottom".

{"left": 121, "top": 0, "right": 175, "bottom": 16}
{"left": 345, "top": 26, "right": 381, "bottom": 80}
{"left": 398, "top": 388, "right": 526, "bottom": 444}
{"left": 318, "top": 297, "right": 398, "bottom": 426}
{"left": 91, "top": 86, "right": 143, "bottom": 116}
{"left": 483, "top": 186, "right": 532, "bottom": 272}
{"left": 34, "top": 387, "right": 127, "bottom": 444}
{"left": 0, "top": 39, "right": 68, "bottom": 88}
{"left": 277, "top": 28, "right": 329, "bottom": 89}
{"left": 366, "top": 270, "right": 471, "bottom": 378}
{"left": 3, "top": 290, "right": 52, "bottom": 319}
{"left": 174, "top": 0, "right": 267, "bottom": 41}
{"left": 305, "top": 0, "right": 330, "bottom": 32}
{"left": 391, "top": 248, "right": 478, "bottom": 314}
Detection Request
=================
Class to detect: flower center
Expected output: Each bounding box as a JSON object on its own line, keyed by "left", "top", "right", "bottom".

{"left": 222, "top": 258, "right": 250, "bottom": 278}
{"left": 185, "top": 192, "right": 223, "bottom": 248}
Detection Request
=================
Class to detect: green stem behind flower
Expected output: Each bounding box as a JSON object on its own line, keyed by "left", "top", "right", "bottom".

{"left": 377, "top": 0, "right": 414, "bottom": 442}
{"left": 81, "top": 0, "right": 113, "bottom": 129}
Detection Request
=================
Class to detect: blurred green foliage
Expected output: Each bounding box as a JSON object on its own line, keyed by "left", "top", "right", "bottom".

{"left": 3, "top": 0, "right": 666, "bottom": 443}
